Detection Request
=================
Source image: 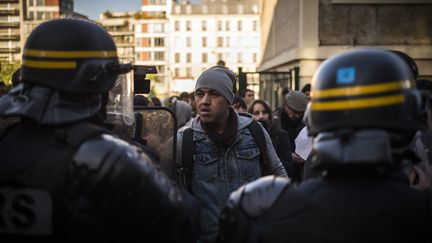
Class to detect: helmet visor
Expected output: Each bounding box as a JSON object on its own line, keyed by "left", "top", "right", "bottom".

{"left": 106, "top": 71, "right": 134, "bottom": 139}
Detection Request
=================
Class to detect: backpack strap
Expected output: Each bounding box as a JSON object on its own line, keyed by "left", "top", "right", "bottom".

{"left": 179, "top": 127, "right": 194, "bottom": 192}
{"left": 247, "top": 120, "right": 269, "bottom": 174}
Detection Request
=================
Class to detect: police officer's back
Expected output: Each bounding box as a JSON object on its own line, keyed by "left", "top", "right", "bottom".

{"left": 217, "top": 49, "right": 432, "bottom": 243}
{"left": 0, "top": 19, "right": 198, "bottom": 242}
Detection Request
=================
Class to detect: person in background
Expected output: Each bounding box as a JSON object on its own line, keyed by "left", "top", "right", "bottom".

{"left": 240, "top": 88, "right": 255, "bottom": 106}
{"left": 151, "top": 96, "right": 162, "bottom": 106}
{"left": 248, "top": 99, "right": 293, "bottom": 177}
{"left": 301, "top": 83, "right": 311, "bottom": 100}
{"left": 134, "top": 94, "right": 151, "bottom": 106}
{"left": 232, "top": 95, "right": 247, "bottom": 113}
{"left": 218, "top": 48, "right": 432, "bottom": 243}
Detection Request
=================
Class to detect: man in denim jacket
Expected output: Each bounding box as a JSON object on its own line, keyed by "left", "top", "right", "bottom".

{"left": 177, "top": 66, "right": 287, "bottom": 243}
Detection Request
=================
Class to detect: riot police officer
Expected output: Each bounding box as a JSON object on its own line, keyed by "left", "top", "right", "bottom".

{"left": 217, "top": 49, "right": 432, "bottom": 243}
{"left": 0, "top": 19, "right": 198, "bottom": 242}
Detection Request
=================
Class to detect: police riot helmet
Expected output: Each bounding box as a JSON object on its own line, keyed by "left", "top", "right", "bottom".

{"left": 21, "top": 18, "right": 128, "bottom": 94}
{"left": 308, "top": 48, "right": 423, "bottom": 135}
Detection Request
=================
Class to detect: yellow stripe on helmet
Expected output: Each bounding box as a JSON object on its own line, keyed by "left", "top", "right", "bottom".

{"left": 22, "top": 59, "right": 77, "bottom": 69}
{"left": 24, "top": 49, "right": 118, "bottom": 58}
{"left": 311, "top": 80, "right": 413, "bottom": 99}
{"left": 311, "top": 94, "right": 405, "bottom": 111}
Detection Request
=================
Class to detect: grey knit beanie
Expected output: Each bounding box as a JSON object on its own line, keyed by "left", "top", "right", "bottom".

{"left": 195, "top": 66, "right": 235, "bottom": 104}
{"left": 285, "top": 90, "right": 308, "bottom": 112}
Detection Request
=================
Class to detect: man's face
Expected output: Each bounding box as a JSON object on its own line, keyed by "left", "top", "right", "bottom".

{"left": 284, "top": 104, "right": 303, "bottom": 122}
{"left": 244, "top": 90, "right": 255, "bottom": 104}
{"left": 195, "top": 88, "right": 230, "bottom": 125}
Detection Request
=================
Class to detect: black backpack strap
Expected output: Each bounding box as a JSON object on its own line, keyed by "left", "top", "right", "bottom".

{"left": 179, "top": 127, "right": 194, "bottom": 192}
{"left": 247, "top": 121, "right": 269, "bottom": 173}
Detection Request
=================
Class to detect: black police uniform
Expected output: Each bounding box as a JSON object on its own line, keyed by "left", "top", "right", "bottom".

{"left": 0, "top": 19, "right": 198, "bottom": 242}
{"left": 217, "top": 49, "right": 432, "bottom": 243}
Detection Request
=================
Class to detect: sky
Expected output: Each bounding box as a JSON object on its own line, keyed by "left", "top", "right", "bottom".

{"left": 74, "top": 0, "right": 202, "bottom": 20}
{"left": 74, "top": 0, "right": 141, "bottom": 20}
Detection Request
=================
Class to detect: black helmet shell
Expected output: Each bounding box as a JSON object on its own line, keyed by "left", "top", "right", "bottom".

{"left": 21, "top": 18, "right": 119, "bottom": 94}
{"left": 309, "top": 48, "right": 422, "bottom": 135}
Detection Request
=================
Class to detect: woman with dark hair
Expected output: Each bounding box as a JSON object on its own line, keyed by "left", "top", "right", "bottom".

{"left": 248, "top": 99, "right": 293, "bottom": 177}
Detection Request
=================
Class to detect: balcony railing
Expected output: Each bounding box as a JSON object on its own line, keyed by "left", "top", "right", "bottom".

{"left": 0, "top": 34, "right": 19, "bottom": 41}
{"left": 0, "top": 9, "right": 19, "bottom": 16}
{"left": 0, "top": 47, "right": 20, "bottom": 53}
{"left": 0, "top": 22, "right": 19, "bottom": 28}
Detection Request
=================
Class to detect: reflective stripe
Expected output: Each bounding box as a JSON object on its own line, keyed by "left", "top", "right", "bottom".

{"left": 23, "top": 59, "right": 76, "bottom": 69}
{"left": 311, "top": 94, "right": 405, "bottom": 111}
{"left": 24, "top": 49, "right": 117, "bottom": 58}
{"left": 311, "top": 80, "right": 412, "bottom": 99}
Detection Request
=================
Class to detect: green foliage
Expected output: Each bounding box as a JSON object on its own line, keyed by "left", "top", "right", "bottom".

{"left": 0, "top": 63, "right": 20, "bottom": 88}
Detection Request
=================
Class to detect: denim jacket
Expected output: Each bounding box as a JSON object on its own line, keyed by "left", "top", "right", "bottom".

{"left": 177, "top": 112, "right": 287, "bottom": 242}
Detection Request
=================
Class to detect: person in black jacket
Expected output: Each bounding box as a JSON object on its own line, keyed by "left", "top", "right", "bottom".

{"left": 0, "top": 19, "right": 198, "bottom": 242}
{"left": 248, "top": 99, "right": 293, "bottom": 177}
{"left": 218, "top": 49, "right": 432, "bottom": 243}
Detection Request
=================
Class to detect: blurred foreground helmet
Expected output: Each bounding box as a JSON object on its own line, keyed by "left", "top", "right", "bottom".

{"left": 308, "top": 48, "right": 423, "bottom": 135}
{"left": 0, "top": 18, "right": 134, "bottom": 125}
{"left": 21, "top": 18, "right": 125, "bottom": 94}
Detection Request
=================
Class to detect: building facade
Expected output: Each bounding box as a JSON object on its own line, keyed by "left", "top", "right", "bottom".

{"left": 98, "top": 11, "right": 135, "bottom": 62}
{"left": 0, "top": 0, "right": 74, "bottom": 64}
{"left": 259, "top": 0, "right": 432, "bottom": 90}
{"left": 169, "top": 0, "right": 260, "bottom": 93}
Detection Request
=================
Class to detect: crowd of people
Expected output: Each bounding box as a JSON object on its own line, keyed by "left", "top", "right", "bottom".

{"left": 0, "top": 18, "right": 431, "bottom": 242}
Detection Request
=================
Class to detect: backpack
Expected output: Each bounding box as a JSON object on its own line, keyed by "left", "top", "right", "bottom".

{"left": 178, "top": 120, "right": 269, "bottom": 192}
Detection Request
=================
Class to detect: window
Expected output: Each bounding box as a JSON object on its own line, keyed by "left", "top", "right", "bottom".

{"left": 217, "top": 37, "right": 223, "bottom": 47}
{"left": 186, "top": 37, "right": 191, "bottom": 47}
{"left": 186, "top": 67, "right": 192, "bottom": 77}
{"left": 141, "top": 38, "right": 151, "bottom": 47}
{"left": 154, "top": 37, "right": 165, "bottom": 47}
{"left": 226, "top": 37, "right": 230, "bottom": 47}
{"left": 237, "top": 53, "right": 242, "bottom": 63}
{"left": 187, "top": 53, "right": 192, "bottom": 62}
{"left": 154, "top": 52, "right": 165, "bottom": 61}
{"left": 140, "top": 52, "right": 150, "bottom": 61}
{"left": 237, "top": 20, "right": 242, "bottom": 31}
{"left": 175, "top": 68, "right": 180, "bottom": 77}
{"left": 202, "top": 53, "right": 208, "bottom": 63}
{"left": 175, "top": 53, "right": 180, "bottom": 63}
{"left": 225, "top": 20, "right": 230, "bottom": 31}
{"left": 217, "top": 53, "right": 223, "bottom": 61}
{"left": 202, "top": 37, "right": 207, "bottom": 47}
{"left": 29, "top": 0, "right": 34, "bottom": 6}
{"left": 222, "top": 5, "right": 228, "bottom": 14}
{"left": 253, "top": 20, "right": 258, "bottom": 31}
{"left": 217, "top": 21, "right": 222, "bottom": 31}
{"left": 36, "top": 0, "right": 44, "bottom": 6}
{"left": 237, "top": 5, "right": 244, "bottom": 14}
{"left": 186, "top": 5, "right": 192, "bottom": 14}
{"left": 175, "top": 21, "right": 180, "bottom": 31}
{"left": 252, "top": 5, "right": 259, "bottom": 14}
{"left": 202, "top": 21, "right": 207, "bottom": 31}
{"left": 202, "top": 5, "right": 208, "bottom": 14}
{"left": 186, "top": 21, "right": 191, "bottom": 31}
{"left": 253, "top": 53, "right": 257, "bottom": 63}
{"left": 157, "top": 65, "right": 164, "bottom": 74}
{"left": 175, "top": 5, "right": 181, "bottom": 14}
{"left": 153, "top": 23, "right": 164, "bottom": 33}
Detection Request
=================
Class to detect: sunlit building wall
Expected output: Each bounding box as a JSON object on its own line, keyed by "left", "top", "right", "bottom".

{"left": 169, "top": 0, "right": 260, "bottom": 93}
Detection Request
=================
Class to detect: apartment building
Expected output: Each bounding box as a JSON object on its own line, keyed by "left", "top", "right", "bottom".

{"left": 98, "top": 11, "right": 135, "bottom": 62}
{"left": 0, "top": 0, "right": 73, "bottom": 64}
{"left": 169, "top": 0, "right": 260, "bottom": 93}
{"left": 134, "top": 0, "right": 171, "bottom": 96}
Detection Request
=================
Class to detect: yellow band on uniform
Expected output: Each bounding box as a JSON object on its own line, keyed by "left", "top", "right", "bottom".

{"left": 311, "top": 94, "right": 405, "bottom": 111}
{"left": 24, "top": 49, "right": 118, "bottom": 58}
{"left": 22, "top": 59, "right": 77, "bottom": 69}
{"left": 311, "top": 80, "right": 413, "bottom": 99}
